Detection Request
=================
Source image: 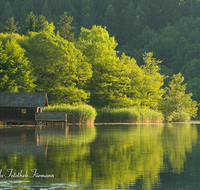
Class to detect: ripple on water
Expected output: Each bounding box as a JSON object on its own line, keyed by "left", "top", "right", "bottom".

{"left": 0, "top": 181, "right": 78, "bottom": 189}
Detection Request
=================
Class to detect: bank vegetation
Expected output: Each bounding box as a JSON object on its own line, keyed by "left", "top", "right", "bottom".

{"left": 0, "top": 12, "right": 199, "bottom": 122}
{"left": 43, "top": 105, "right": 97, "bottom": 124}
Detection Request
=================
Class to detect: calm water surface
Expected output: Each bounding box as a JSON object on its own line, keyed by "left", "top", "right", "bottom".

{"left": 0, "top": 123, "right": 200, "bottom": 190}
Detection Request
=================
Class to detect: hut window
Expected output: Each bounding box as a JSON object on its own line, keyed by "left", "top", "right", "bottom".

{"left": 37, "top": 107, "right": 42, "bottom": 113}
{"left": 21, "top": 109, "right": 26, "bottom": 114}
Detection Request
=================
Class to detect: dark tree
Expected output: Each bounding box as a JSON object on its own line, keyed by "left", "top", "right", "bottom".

{"left": 21, "top": 12, "right": 50, "bottom": 35}
{"left": 21, "top": 12, "right": 36, "bottom": 34}
{"left": 35, "top": 14, "right": 49, "bottom": 32}
{"left": 104, "top": 4, "right": 118, "bottom": 37}
{"left": 2, "top": 17, "right": 20, "bottom": 34}
{"left": 1, "top": 1, "right": 13, "bottom": 25}
{"left": 81, "top": 0, "right": 94, "bottom": 29}
{"left": 42, "top": 0, "right": 52, "bottom": 21}
{"left": 57, "top": 12, "right": 75, "bottom": 41}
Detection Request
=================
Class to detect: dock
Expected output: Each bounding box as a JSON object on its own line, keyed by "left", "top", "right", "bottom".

{"left": 35, "top": 112, "right": 67, "bottom": 126}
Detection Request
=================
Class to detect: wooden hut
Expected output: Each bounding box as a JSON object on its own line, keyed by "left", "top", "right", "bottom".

{"left": 0, "top": 92, "right": 48, "bottom": 124}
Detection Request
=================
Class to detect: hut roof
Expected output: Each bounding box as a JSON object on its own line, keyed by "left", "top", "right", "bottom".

{"left": 0, "top": 92, "right": 48, "bottom": 107}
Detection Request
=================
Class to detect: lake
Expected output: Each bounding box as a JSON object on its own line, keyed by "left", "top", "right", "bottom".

{"left": 0, "top": 123, "right": 199, "bottom": 190}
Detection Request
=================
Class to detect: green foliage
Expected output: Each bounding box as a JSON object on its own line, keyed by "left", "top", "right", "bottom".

{"left": 48, "top": 87, "right": 90, "bottom": 106}
{"left": 80, "top": 0, "right": 94, "bottom": 29}
{"left": 158, "top": 73, "right": 198, "bottom": 122}
{"left": 182, "top": 59, "right": 200, "bottom": 81}
{"left": 119, "top": 52, "right": 164, "bottom": 109}
{"left": 140, "top": 52, "right": 165, "bottom": 108}
{"left": 186, "top": 77, "right": 200, "bottom": 102}
{"left": 1, "top": 1, "right": 13, "bottom": 26}
{"left": 0, "top": 37, "right": 35, "bottom": 92}
{"left": 43, "top": 104, "right": 97, "bottom": 124}
{"left": 0, "top": 4, "right": 199, "bottom": 114}
{"left": 21, "top": 12, "right": 54, "bottom": 35}
{"left": 57, "top": 12, "right": 75, "bottom": 41}
{"left": 120, "top": 53, "right": 143, "bottom": 106}
{"left": 21, "top": 12, "right": 36, "bottom": 34}
{"left": 181, "top": 59, "right": 200, "bottom": 103}
{"left": 2, "top": 17, "right": 20, "bottom": 34}
{"left": 76, "top": 25, "right": 133, "bottom": 108}
{"left": 104, "top": 4, "right": 117, "bottom": 37}
{"left": 95, "top": 107, "right": 163, "bottom": 123}
{"left": 159, "top": 97, "right": 190, "bottom": 122}
{"left": 41, "top": 1, "right": 52, "bottom": 21}
{"left": 169, "top": 110, "right": 190, "bottom": 122}
{"left": 0, "top": 32, "right": 26, "bottom": 43}
{"left": 22, "top": 30, "right": 92, "bottom": 104}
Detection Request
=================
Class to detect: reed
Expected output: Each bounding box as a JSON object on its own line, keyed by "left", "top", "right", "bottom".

{"left": 95, "top": 107, "right": 163, "bottom": 123}
{"left": 43, "top": 105, "right": 97, "bottom": 124}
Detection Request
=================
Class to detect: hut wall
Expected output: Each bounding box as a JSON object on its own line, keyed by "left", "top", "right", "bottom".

{"left": 0, "top": 107, "right": 37, "bottom": 122}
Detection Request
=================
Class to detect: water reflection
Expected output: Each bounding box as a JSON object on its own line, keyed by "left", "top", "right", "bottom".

{"left": 90, "top": 125, "right": 165, "bottom": 189}
{"left": 35, "top": 125, "right": 96, "bottom": 187}
{"left": 163, "top": 124, "right": 197, "bottom": 174}
{"left": 0, "top": 123, "right": 198, "bottom": 189}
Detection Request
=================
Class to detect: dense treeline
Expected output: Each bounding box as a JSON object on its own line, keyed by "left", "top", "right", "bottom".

{"left": 1, "top": 0, "right": 200, "bottom": 38}
{"left": 0, "top": 0, "right": 195, "bottom": 105}
{"left": 0, "top": 0, "right": 199, "bottom": 120}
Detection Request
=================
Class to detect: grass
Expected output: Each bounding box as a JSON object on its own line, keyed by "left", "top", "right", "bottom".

{"left": 43, "top": 105, "right": 97, "bottom": 124}
{"left": 43, "top": 105, "right": 163, "bottom": 124}
{"left": 95, "top": 107, "right": 163, "bottom": 123}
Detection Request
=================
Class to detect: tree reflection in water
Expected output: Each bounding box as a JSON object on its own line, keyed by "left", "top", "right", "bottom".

{"left": 0, "top": 123, "right": 197, "bottom": 190}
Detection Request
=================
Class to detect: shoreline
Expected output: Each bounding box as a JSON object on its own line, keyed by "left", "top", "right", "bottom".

{"left": 1, "top": 120, "right": 200, "bottom": 127}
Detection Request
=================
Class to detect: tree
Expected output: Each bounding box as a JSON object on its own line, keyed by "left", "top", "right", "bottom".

{"left": 21, "top": 12, "right": 36, "bottom": 34}
{"left": 158, "top": 73, "right": 198, "bottom": 121}
{"left": 120, "top": 53, "right": 144, "bottom": 107}
{"left": 2, "top": 17, "right": 20, "bottom": 34}
{"left": 21, "top": 12, "right": 53, "bottom": 35}
{"left": 57, "top": 12, "right": 75, "bottom": 41}
{"left": 1, "top": 1, "right": 13, "bottom": 25}
{"left": 144, "top": 26, "right": 179, "bottom": 72}
{"left": 41, "top": 0, "right": 52, "bottom": 22}
{"left": 180, "top": 58, "right": 200, "bottom": 103}
{"left": 81, "top": 0, "right": 94, "bottom": 29}
{"left": 140, "top": 52, "right": 165, "bottom": 108}
{"left": 123, "top": 1, "right": 135, "bottom": 41}
{"left": 139, "top": 0, "right": 183, "bottom": 31}
{"left": 35, "top": 14, "right": 50, "bottom": 32}
{"left": 0, "top": 38, "right": 35, "bottom": 92}
{"left": 12, "top": 1, "right": 28, "bottom": 26}
{"left": 23, "top": 30, "right": 92, "bottom": 104}
{"left": 104, "top": 4, "right": 118, "bottom": 37}
{"left": 186, "top": 77, "right": 200, "bottom": 103}
{"left": 76, "top": 25, "right": 133, "bottom": 108}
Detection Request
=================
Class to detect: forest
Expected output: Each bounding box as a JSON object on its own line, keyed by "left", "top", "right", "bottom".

{"left": 0, "top": 0, "right": 199, "bottom": 120}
